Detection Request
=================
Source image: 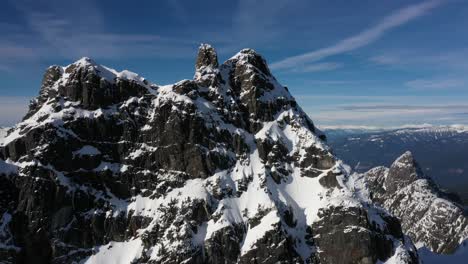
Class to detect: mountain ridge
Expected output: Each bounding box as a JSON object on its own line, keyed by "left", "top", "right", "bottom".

{"left": 0, "top": 44, "right": 465, "bottom": 263}
{"left": 358, "top": 151, "right": 467, "bottom": 254}
{"left": 321, "top": 124, "right": 468, "bottom": 132}
{"left": 324, "top": 124, "right": 468, "bottom": 204}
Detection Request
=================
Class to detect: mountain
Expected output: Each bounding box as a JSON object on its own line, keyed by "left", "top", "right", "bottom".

{"left": 353, "top": 152, "right": 467, "bottom": 254}
{"left": 0, "top": 44, "right": 465, "bottom": 263}
{"left": 324, "top": 125, "right": 468, "bottom": 203}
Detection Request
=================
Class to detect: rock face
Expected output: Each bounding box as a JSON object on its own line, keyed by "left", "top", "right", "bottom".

{"left": 361, "top": 151, "right": 468, "bottom": 254}
{"left": 0, "top": 44, "right": 420, "bottom": 263}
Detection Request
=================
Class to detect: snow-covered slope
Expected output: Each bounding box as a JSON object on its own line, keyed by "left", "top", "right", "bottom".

{"left": 355, "top": 152, "right": 468, "bottom": 255}
{"left": 0, "top": 44, "right": 460, "bottom": 263}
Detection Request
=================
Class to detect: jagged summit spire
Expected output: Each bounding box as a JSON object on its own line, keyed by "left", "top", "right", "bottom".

{"left": 397, "top": 150, "right": 414, "bottom": 160}
{"left": 385, "top": 150, "right": 425, "bottom": 192}
{"left": 392, "top": 151, "right": 418, "bottom": 169}
{"left": 194, "top": 44, "right": 220, "bottom": 85}
{"left": 195, "top": 43, "right": 218, "bottom": 71}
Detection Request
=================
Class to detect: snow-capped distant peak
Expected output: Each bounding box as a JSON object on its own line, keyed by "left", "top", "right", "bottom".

{"left": 322, "top": 124, "right": 468, "bottom": 138}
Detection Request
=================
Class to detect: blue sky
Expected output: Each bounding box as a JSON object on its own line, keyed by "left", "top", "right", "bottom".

{"left": 1, "top": 0, "right": 468, "bottom": 127}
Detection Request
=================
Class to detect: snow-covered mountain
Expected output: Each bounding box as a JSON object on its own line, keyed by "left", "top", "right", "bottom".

{"left": 354, "top": 152, "right": 467, "bottom": 254}
{"left": 324, "top": 125, "right": 468, "bottom": 203}
{"left": 0, "top": 45, "right": 465, "bottom": 263}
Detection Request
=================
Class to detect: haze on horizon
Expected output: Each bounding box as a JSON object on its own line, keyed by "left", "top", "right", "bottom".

{"left": 1, "top": 0, "right": 467, "bottom": 127}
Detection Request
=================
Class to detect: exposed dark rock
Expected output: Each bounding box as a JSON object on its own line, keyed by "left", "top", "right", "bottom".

{"left": 313, "top": 205, "right": 418, "bottom": 264}
{"left": 238, "top": 224, "right": 301, "bottom": 264}
{"left": 195, "top": 43, "right": 219, "bottom": 71}
{"left": 318, "top": 170, "right": 341, "bottom": 189}
{"left": 204, "top": 224, "right": 245, "bottom": 264}
{"left": 0, "top": 45, "right": 427, "bottom": 264}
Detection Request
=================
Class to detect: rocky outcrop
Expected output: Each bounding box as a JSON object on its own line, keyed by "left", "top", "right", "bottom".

{"left": 0, "top": 44, "right": 419, "bottom": 263}
{"left": 362, "top": 151, "right": 468, "bottom": 254}
{"left": 195, "top": 43, "right": 219, "bottom": 72}
{"left": 313, "top": 205, "right": 418, "bottom": 264}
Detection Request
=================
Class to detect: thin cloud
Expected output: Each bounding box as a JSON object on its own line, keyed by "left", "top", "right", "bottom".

{"left": 22, "top": 12, "right": 196, "bottom": 59}
{"left": 2, "top": 0, "right": 198, "bottom": 67}
{"left": 405, "top": 78, "right": 465, "bottom": 90}
{"left": 292, "top": 62, "right": 343, "bottom": 73}
{"left": 369, "top": 55, "right": 401, "bottom": 65}
{"left": 369, "top": 49, "right": 468, "bottom": 72}
{"left": 296, "top": 94, "right": 468, "bottom": 126}
{"left": 0, "top": 44, "right": 37, "bottom": 60}
{"left": 309, "top": 104, "right": 468, "bottom": 127}
{"left": 318, "top": 123, "right": 438, "bottom": 130}
{"left": 294, "top": 80, "right": 381, "bottom": 87}
{"left": 340, "top": 104, "right": 468, "bottom": 111}
{"left": 271, "top": 0, "right": 443, "bottom": 71}
{"left": 213, "top": 0, "right": 290, "bottom": 54}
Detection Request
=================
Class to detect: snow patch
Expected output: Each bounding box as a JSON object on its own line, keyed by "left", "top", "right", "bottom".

{"left": 82, "top": 238, "right": 144, "bottom": 264}
{"left": 240, "top": 210, "right": 280, "bottom": 255}
{"left": 73, "top": 145, "right": 101, "bottom": 156}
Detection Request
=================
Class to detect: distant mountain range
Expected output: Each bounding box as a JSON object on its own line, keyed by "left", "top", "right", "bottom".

{"left": 323, "top": 125, "right": 468, "bottom": 203}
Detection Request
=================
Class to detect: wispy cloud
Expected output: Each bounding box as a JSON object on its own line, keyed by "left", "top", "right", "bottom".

{"left": 340, "top": 104, "right": 468, "bottom": 111}
{"left": 405, "top": 78, "right": 465, "bottom": 90}
{"left": 369, "top": 55, "right": 401, "bottom": 65}
{"left": 369, "top": 49, "right": 468, "bottom": 72}
{"left": 0, "top": 0, "right": 198, "bottom": 73}
{"left": 271, "top": 0, "right": 443, "bottom": 71}
{"left": 309, "top": 103, "right": 468, "bottom": 126}
{"left": 22, "top": 12, "right": 196, "bottom": 59}
{"left": 294, "top": 94, "right": 468, "bottom": 126}
{"left": 291, "top": 62, "right": 343, "bottom": 73}
{"left": 0, "top": 44, "right": 37, "bottom": 60}
{"left": 212, "top": 0, "right": 291, "bottom": 55}
{"left": 294, "top": 80, "right": 381, "bottom": 87}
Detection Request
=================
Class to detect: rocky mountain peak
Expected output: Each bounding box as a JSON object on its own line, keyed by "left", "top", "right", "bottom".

{"left": 27, "top": 57, "right": 156, "bottom": 117}
{"left": 42, "top": 65, "right": 63, "bottom": 87}
{"left": 62, "top": 57, "right": 105, "bottom": 77}
{"left": 359, "top": 152, "right": 468, "bottom": 254}
{"left": 0, "top": 46, "right": 451, "bottom": 264}
{"left": 385, "top": 151, "right": 425, "bottom": 193}
{"left": 195, "top": 43, "right": 219, "bottom": 71}
{"left": 194, "top": 44, "right": 220, "bottom": 87}
{"left": 227, "top": 48, "right": 272, "bottom": 76}
{"left": 394, "top": 151, "right": 415, "bottom": 165}
{"left": 69, "top": 56, "right": 98, "bottom": 68}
